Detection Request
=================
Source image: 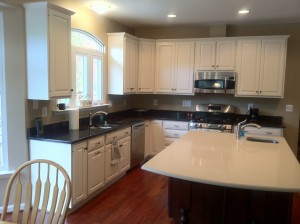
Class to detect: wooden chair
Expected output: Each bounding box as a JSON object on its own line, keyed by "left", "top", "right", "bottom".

{"left": 0, "top": 159, "right": 72, "bottom": 224}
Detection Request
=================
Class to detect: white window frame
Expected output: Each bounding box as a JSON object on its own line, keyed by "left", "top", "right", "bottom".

{"left": 0, "top": 11, "right": 7, "bottom": 170}
{"left": 58, "top": 29, "right": 105, "bottom": 109}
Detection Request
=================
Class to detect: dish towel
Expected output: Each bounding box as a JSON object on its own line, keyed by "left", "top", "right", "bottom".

{"left": 111, "top": 137, "right": 121, "bottom": 165}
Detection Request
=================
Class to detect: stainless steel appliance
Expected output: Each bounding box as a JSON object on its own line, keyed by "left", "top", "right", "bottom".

{"left": 188, "top": 104, "right": 235, "bottom": 132}
{"left": 131, "top": 122, "right": 145, "bottom": 168}
{"left": 194, "top": 71, "right": 236, "bottom": 94}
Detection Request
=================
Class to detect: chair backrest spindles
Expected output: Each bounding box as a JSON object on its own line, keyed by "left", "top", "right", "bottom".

{"left": 1, "top": 159, "right": 72, "bottom": 224}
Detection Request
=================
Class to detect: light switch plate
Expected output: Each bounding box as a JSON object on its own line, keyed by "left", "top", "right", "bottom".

{"left": 182, "top": 100, "right": 192, "bottom": 107}
{"left": 286, "top": 104, "right": 293, "bottom": 112}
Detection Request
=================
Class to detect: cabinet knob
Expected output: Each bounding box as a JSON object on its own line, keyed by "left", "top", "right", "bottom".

{"left": 256, "top": 90, "right": 259, "bottom": 93}
{"left": 211, "top": 65, "right": 214, "bottom": 68}
{"left": 259, "top": 90, "right": 262, "bottom": 93}
{"left": 70, "top": 89, "right": 73, "bottom": 92}
{"left": 84, "top": 147, "right": 88, "bottom": 151}
{"left": 119, "top": 144, "right": 123, "bottom": 147}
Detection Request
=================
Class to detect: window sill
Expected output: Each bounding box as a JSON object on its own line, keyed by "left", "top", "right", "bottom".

{"left": 53, "top": 104, "right": 110, "bottom": 115}
{"left": 0, "top": 170, "right": 14, "bottom": 179}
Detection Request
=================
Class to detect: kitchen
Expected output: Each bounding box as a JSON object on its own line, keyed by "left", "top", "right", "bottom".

{"left": 0, "top": 0, "right": 300, "bottom": 223}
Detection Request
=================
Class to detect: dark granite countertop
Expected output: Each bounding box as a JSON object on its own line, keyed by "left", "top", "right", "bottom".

{"left": 27, "top": 109, "right": 284, "bottom": 144}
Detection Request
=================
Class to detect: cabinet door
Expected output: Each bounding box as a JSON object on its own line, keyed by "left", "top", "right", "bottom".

{"left": 194, "top": 40, "right": 216, "bottom": 70}
{"left": 155, "top": 42, "right": 176, "bottom": 93}
{"left": 150, "top": 120, "right": 163, "bottom": 154}
{"left": 235, "top": 39, "right": 262, "bottom": 96}
{"left": 119, "top": 137, "right": 131, "bottom": 173}
{"left": 259, "top": 38, "right": 286, "bottom": 97}
{"left": 87, "top": 147, "right": 105, "bottom": 195}
{"left": 138, "top": 40, "right": 155, "bottom": 93}
{"left": 216, "top": 40, "right": 236, "bottom": 70}
{"left": 174, "top": 41, "right": 195, "bottom": 94}
{"left": 124, "top": 36, "right": 138, "bottom": 93}
{"left": 49, "top": 9, "right": 72, "bottom": 98}
{"left": 105, "top": 144, "right": 120, "bottom": 183}
{"left": 72, "top": 141, "right": 88, "bottom": 205}
{"left": 144, "top": 121, "right": 151, "bottom": 158}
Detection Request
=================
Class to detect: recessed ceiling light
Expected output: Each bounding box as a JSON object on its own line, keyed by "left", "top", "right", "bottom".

{"left": 168, "top": 14, "right": 177, "bottom": 18}
{"left": 239, "top": 9, "right": 250, "bottom": 14}
{"left": 90, "top": 2, "right": 111, "bottom": 14}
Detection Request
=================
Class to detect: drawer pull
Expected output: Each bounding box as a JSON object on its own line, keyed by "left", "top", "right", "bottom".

{"left": 94, "top": 151, "right": 101, "bottom": 156}
{"left": 265, "top": 132, "right": 273, "bottom": 135}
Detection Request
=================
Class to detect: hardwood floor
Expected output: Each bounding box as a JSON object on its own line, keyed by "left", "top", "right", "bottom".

{"left": 66, "top": 166, "right": 300, "bottom": 224}
{"left": 66, "top": 166, "right": 175, "bottom": 224}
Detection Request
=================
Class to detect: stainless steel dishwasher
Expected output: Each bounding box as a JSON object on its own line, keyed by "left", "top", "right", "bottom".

{"left": 131, "top": 122, "right": 145, "bottom": 168}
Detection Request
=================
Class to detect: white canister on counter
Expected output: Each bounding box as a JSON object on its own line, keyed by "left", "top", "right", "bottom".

{"left": 69, "top": 109, "right": 79, "bottom": 130}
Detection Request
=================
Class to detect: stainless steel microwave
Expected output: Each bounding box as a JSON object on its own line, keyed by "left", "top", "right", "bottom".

{"left": 194, "top": 71, "right": 236, "bottom": 94}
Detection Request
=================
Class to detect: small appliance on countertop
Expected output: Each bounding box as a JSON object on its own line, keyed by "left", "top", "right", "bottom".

{"left": 248, "top": 107, "right": 259, "bottom": 122}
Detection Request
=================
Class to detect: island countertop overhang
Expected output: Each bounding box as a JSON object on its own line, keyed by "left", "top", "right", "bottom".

{"left": 142, "top": 131, "right": 300, "bottom": 192}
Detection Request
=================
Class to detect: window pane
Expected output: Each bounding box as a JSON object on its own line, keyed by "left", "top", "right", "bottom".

{"left": 76, "top": 54, "right": 88, "bottom": 102}
{"left": 93, "top": 57, "right": 102, "bottom": 101}
{"left": 72, "top": 31, "right": 103, "bottom": 51}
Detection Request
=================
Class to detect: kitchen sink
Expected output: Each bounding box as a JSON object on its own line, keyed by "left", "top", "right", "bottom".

{"left": 246, "top": 136, "right": 279, "bottom": 144}
{"left": 89, "top": 124, "right": 119, "bottom": 130}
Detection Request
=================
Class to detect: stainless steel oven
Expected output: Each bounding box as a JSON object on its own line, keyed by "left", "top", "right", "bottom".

{"left": 194, "top": 71, "right": 236, "bottom": 94}
{"left": 188, "top": 104, "right": 236, "bottom": 133}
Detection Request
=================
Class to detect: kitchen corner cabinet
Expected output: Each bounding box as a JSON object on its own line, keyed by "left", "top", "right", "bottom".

{"left": 155, "top": 41, "right": 195, "bottom": 94}
{"left": 195, "top": 39, "right": 236, "bottom": 71}
{"left": 138, "top": 39, "right": 156, "bottom": 93}
{"left": 108, "top": 33, "right": 138, "bottom": 95}
{"left": 235, "top": 36, "right": 288, "bottom": 98}
{"left": 24, "top": 2, "right": 74, "bottom": 100}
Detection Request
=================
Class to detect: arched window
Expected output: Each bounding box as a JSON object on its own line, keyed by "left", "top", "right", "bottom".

{"left": 59, "top": 29, "right": 105, "bottom": 108}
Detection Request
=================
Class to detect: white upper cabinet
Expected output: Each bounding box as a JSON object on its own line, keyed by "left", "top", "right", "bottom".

{"left": 155, "top": 40, "right": 195, "bottom": 94}
{"left": 195, "top": 39, "right": 236, "bottom": 71}
{"left": 235, "top": 36, "right": 288, "bottom": 98}
{"left": 108, "top": 33, "right": 138, "bottom": 95}
{"left": 24, "top": 2, "right": 74, "bottom": 100}
{"left": 138, "top": 39, "right": 155, "bottom": 93}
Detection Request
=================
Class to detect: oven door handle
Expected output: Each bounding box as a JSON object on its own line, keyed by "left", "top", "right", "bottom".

{"left": 224, "top": 77, "right": 228, "bottom": 93}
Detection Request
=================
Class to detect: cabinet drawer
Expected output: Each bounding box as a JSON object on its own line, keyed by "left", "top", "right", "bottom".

{"left": 106, "top": 127, "right": 131, "bottom": 144}
{"left": 164, "top": 129, "right": 188, "bottom": 138}
{"left": 88, "top": 136, "right": 105, "bottom": 151}
{"left": 163, "top": 121, "right": 188, "bottom": 130}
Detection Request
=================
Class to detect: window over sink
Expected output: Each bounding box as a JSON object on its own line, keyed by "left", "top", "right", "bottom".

{"left": 58, "top": 29, "right": 105, "bottom": 109}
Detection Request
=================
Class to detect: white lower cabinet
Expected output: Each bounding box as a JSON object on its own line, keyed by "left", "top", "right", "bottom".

{"left": 149, "top": 120, "right": 163, "bottom": 154}
{"left": 105, "top": 127, "right": 131, "bottom": 184}
{"left": 163, "top": 121, "right": 189, "bottom": 148}
{"left": 87, "top": 136, "right": 105, "bottom": 196}
{"left": 29, "top": 127, "right": 131, "bottom": 209}
{"left": 72, "top": 141, "right": 88, "bottom": 205}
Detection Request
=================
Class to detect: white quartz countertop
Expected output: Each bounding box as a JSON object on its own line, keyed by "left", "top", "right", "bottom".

{"left": 142, "top": 131, "right": 300, "bottom": 192}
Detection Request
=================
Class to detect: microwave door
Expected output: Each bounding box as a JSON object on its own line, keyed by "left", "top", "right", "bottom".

{"left": 194, "top": 80, "right": 225, "bottom": 93}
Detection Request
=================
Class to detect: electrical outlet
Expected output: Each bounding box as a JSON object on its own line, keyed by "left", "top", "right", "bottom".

{"left": 108, "top": 100, "right": 112, "bottom": 107}
{"left": 153, "top": 99, "right": 158, "bottom": 106}
{"left": 248, "top": 103, "right": 254, "bottom": 110}
{"left": 182, "top": 100, "right": 192, "bottom": 107}
{"left": 286, "top": 104, "right": 293, "bottom": 112}
{"left": 42, "top": 107, "right": 47, "bottom": 117}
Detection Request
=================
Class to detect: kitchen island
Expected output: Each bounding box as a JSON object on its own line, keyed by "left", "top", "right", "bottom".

{"left": 142, "top": 131, "right": 300, "bottom": 223}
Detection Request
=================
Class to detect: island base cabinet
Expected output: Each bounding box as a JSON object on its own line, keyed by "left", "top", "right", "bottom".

{"left": 169, "top": 177, "right": 292, "bottom": 224}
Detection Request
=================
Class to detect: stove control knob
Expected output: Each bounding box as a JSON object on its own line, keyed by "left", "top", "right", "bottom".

{"left": 207, "top": 124, "right": 211, "bottom": 128}
{"left": 218, "top": 124, "right": 221, "bottom": 128}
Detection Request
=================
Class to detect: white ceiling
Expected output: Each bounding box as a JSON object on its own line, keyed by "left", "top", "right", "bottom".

{"left": 16, "top": 0, "right": 300, "bottom": 28}
{"left": 74, "top": 0, "right": 300, "bottom": 28}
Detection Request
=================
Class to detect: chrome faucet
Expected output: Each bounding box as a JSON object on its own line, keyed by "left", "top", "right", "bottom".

{"left": 236, "top": 119, "right": 262, "bottom": 139}
{"left": 89, "top": 111, "right": 108, "bottom": 126}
